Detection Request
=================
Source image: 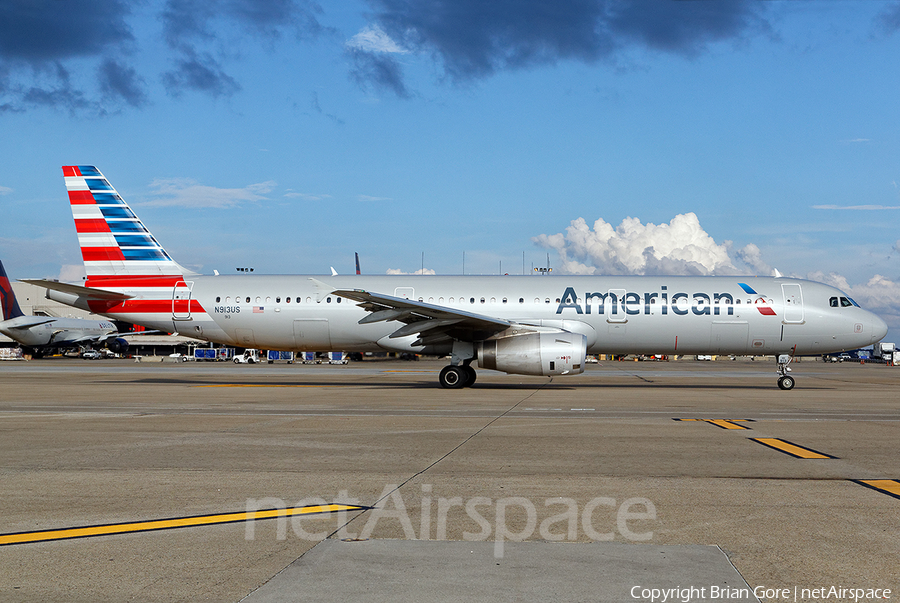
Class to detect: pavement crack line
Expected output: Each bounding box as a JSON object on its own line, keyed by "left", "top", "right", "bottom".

{"left": 329, "top": 378, "right": 555, "bottom": 537}
{"left": 243, "top": 380, "right": 555, "bottom": 600}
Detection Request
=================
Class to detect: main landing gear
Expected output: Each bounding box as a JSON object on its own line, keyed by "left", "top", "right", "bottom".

{"left": 776, "top": 354, "right": 795, "bottom": 390}
{"left": 439, "top": 363, "right": 477, "bottom": 389}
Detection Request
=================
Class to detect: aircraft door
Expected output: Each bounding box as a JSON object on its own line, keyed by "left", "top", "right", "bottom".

{"left": 607, "top": 289, "right": 627, "bottom": 323}
{"left": 173, "top": 281, "right": 193, "bottom": 320}
{"left": 781, "top": 284, "right": 804, "bottom": 323}
{"left": 394, "top": 287, "right": 415, "bottom": 300}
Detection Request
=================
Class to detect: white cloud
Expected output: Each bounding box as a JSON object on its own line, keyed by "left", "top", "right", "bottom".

{"left": 386, "top": 268, "right": 436, "bottom": 275}
{"left": 533, "top": 213, "right": 742, "bottom": 276}
{"left": 735, "top": 243, "right": 774, "bottom": 276}
{"left": 143, "top": 178, "right": 275, "bottom": 208}
{"left": 358, "top": 194, "right": 392, "bottom": 202}
{"left": 347, "top": 26, "right": 408, "bottom": 54}
{"left": 0, "top": 185, "right": 12, "bottom": 195}
{"left": 812, "top": 204, "right": 900, "bottom": 210}
{"left": 284, "top": 191, "right": 332, "bottom": 201}
{"left": 58, "top": 264, "right": 86, "bottom": 283}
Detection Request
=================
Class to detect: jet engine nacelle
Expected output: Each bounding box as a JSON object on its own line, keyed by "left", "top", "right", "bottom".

{"left": 477, "top": 330, "right": 587, "bottom": 376}
{"left": 107, "top": 338, "right": 129, "bottom": 354}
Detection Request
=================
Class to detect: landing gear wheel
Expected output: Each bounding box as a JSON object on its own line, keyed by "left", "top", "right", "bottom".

{"left": 777, "top": 375, "right": 795, "bottom": 390}
{"left": 463, "top": 365, "right": 477, "bottom": 387}
{"left": 439, "top": 365, "right": 468, "bottom": 389}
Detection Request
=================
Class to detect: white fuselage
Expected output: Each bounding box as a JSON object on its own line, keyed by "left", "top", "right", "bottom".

{"left": 51, "top": 274, "right": 887, "bottom": 357}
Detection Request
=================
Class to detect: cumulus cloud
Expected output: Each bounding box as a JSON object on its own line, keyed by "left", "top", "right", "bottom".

{"left": 532, "top": 213, "right": 754, "bottom": 276}
{"left": 353, "top": 0, "right": 772, "bottom": 95}
{"left": 143, "top": 178, "right": 276, "bottom": 208}
{"left": 386, "top": 268, "right": 436, "bottom": 275}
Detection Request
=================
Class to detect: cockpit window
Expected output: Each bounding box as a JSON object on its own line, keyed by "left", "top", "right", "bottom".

{"left": 830, "top": 296, "right": 857, "bottom": 308}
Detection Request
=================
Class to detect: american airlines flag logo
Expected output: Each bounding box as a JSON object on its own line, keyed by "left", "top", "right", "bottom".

{"left": 253, "top": 306, "right": 264, "bottom": 313}
{"left": 738, "top": 283, "right": 777, "bottom": 316}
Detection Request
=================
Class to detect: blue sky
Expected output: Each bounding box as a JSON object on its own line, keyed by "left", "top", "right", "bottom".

{"left": 1, "top": 1, "right": 900, "bottom": 339}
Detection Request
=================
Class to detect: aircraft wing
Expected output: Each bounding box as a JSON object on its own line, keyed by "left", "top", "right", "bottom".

{"left": 332, "top": 288, "right": 511, "bottom": 345}
{"left": 20, "top": 279, "right": 133, "bottom": 301}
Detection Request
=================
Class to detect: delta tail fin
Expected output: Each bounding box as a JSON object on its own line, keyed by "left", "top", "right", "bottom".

{"left": 0, "top": 260, "right": 25, "bottom": 321}
{"left": 62, "top": 166, "right": 190, "bottom": 278}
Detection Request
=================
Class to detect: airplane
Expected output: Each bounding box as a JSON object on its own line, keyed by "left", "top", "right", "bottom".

{"left": 26, "top": 165, "right": 889, "bottom": 389}
{"left": 1, "top": 259, "right": 129, "bottom": 358}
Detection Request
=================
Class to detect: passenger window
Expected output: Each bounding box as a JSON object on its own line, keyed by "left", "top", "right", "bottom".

{"left": 470, "top": 298, "right": 475, "bottom": 304}
{"left": 286, "top": 297, "right": 291, "bottom": 303}
{"left": 480, "top": 297, "right": 485, "bottom": 304}
{"left": 519, "top": 298, "right": 524, "bottom": 304}
{"left": 449, "top": 297, "right": 454, "bottom": 303}
{"left": 545, "top": 298, "right": 550, "bottom": 304}
{"left": 216, "top": 296, "right": 221, "bottom": 303}
{"left": 502, "top": 298, "right": 507, "bottom": 304}
{"left": 246, "top": 297, "right": 251, "bottom": 303}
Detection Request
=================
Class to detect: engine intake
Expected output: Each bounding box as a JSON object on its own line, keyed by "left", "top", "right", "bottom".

{"left": 477, "top": 330, "right": 586, "bottom": 376}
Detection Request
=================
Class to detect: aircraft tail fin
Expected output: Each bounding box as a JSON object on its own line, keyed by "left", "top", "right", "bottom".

{"left": 0, "top": 260, "right": 26, "bottom": 321}
{"left": 61, "top": 166, "right": 190, "bottom": 279}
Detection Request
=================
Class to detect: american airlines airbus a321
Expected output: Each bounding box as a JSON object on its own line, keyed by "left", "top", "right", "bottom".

{"left": 27, "top": 166, "right": 888, "bottom": 389}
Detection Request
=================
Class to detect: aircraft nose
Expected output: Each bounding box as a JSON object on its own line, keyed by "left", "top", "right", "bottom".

{"left": 870, "top": 313, "right": 889, "bottom": 343}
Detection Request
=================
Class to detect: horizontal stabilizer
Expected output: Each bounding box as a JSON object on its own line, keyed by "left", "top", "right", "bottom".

{"left": 0, "top": 315, "right": 57, "bottom": 330}
{"left": 20, "top": 279, "right": 134, "bottom": 301}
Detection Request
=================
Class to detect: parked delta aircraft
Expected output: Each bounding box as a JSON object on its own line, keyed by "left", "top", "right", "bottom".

{"left": 0, "top": 259, "right": 128, "bottom": 357}
{"left": 26, "top": 166, "right": 888, "bottom": 389}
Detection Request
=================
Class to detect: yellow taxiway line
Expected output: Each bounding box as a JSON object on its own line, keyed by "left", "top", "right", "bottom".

{"left": 674, "top": 418, "right": 754, "bottom": 430}
{"left": 0, "top": 504, "right": 367, "bottom": 546}
{"left": 750, "top": 438, "right": 836, "bottom": 459}
{"left": 853, "top": 479, "right": 900, "bottom": 501}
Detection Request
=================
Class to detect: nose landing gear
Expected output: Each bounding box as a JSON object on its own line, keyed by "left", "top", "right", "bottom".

{"left": 776, "top": 353, "right": 795, "bottom": 390}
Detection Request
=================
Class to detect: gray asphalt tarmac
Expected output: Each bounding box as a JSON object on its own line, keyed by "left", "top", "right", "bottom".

{"left": 0, "top": 357, "right": 897, "bottom": 602}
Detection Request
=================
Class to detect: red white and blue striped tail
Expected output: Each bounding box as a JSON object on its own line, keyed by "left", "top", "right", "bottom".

{"left": 62, "top": 166, "right": 190, "bottom": 278}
